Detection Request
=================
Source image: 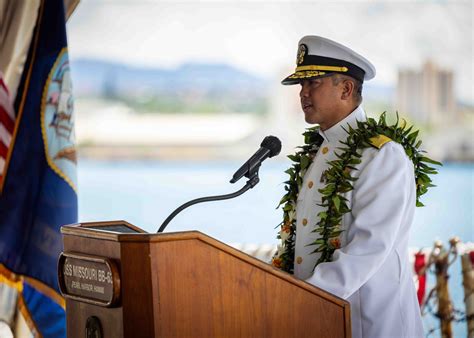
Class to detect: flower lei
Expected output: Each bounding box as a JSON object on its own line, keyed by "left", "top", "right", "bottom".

{"left": 272, "top": 112, "right": 442, "bottom": 274}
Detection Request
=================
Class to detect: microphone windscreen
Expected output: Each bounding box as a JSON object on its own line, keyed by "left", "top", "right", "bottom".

{"left": 261, "top": 136, "right": 282, "bottom": 157}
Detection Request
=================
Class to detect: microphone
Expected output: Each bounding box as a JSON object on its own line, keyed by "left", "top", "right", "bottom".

{"left": 157, "top": 135, "right": 282, "bottom": 232}
{"left": 230, "top": 136, "right": 282, "bottom": 184}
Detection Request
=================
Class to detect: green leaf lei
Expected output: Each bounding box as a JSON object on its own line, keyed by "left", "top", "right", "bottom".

{"left": 272, "top": 112, "right": 442, "bottom": 274}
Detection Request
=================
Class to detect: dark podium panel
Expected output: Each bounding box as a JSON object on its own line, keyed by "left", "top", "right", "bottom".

{"left": 59, "top": 221, "right": 351, "bottom": 337}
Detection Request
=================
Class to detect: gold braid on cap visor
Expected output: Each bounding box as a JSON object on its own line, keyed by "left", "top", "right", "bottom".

{"left": 287, "top": 65, "right": 349, "bottom": 80}
{"left": 288, "top": 71, "right": 326, "bottom": 79}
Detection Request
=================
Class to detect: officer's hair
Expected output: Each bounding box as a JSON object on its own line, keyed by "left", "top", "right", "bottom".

{"left": 331, "top": 74, "right": 363, "bottom": 105}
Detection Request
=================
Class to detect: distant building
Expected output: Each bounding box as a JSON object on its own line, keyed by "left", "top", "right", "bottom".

{"left": 397, "top": 61, "right": 456, "bottom": 125}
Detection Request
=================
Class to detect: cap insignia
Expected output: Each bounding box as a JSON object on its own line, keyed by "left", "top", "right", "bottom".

{"left": 297, "top": 44, "right": 307, "bottom": 65}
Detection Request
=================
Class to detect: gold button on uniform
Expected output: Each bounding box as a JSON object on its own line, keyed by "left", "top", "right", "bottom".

{"left": 308, "top": 181, "right": 314, "bottom": 188}
{"left": 322, "top": 146, "right": 329, "bottom": 154}
{"left": 302, "top": 218, "right": 308, "bottom": 226}
{"left": 296, "top": 256, "right": 303, "bottom": 264}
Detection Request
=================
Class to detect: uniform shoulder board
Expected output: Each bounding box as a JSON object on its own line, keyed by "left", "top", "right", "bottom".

{"left": 369, "top": 134, "right": 392, "bottom": 149}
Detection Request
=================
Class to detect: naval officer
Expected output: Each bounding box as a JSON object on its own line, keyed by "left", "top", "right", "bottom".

{"left": 281, "top": 36, "right": 424, "bottom": 338}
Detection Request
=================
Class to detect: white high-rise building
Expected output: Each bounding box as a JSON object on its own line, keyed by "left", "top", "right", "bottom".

{"left": 397, "top": 61, "right": 456, "bottom": 126}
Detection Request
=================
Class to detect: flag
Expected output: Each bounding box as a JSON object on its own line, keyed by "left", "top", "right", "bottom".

{"left": 0, "top": 0, "right": 77, "bottom": 336}
{"left": 0, "top": 75, "right": 15, "bottom": 185}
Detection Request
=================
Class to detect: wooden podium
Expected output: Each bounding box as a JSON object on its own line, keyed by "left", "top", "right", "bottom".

{"left": 58, "top": 221, "right": 351, "bottom": 338}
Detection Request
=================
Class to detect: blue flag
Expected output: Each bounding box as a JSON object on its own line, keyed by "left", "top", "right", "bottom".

{"left": 0, "top": 0, "right": 76, "bottom": 336}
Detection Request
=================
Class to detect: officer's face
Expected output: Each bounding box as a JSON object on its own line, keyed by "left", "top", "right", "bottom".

{"left": 299, "top": 76, "right": 345, "bottom": 130}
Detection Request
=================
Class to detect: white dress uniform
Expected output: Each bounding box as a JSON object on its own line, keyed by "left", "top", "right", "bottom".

{"left": 282, "top": 35, "right": 424, "bottom": 338}
{"left": 294, "top": 105, "right": 424, "bottom": 338}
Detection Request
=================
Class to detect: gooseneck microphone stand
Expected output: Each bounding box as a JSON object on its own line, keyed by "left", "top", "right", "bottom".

{"left": 157, "top": 172, "right": 260, "bottom": 233}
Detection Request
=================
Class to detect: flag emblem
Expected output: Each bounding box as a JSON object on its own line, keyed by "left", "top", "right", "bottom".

{"left": 41, "top": 48, "right": 77, "bottom": 191}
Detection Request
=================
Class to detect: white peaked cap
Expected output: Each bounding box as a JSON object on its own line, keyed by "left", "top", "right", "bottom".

{"left": 282, "top": 35, "right": 376, "bottom": 85}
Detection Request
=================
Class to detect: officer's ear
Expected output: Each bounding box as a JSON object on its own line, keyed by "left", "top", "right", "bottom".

{"left": 340, "top": 78, "right": 355, "bottom": 101}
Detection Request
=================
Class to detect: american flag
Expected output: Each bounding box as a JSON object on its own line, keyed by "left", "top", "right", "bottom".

{"left": 0, "top": 74, "right": 15, "bottom": 186}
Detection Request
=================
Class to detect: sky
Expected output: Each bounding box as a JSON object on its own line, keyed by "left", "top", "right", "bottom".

{"left": 67, "top": 0, "right": 473, "bottom": 104}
